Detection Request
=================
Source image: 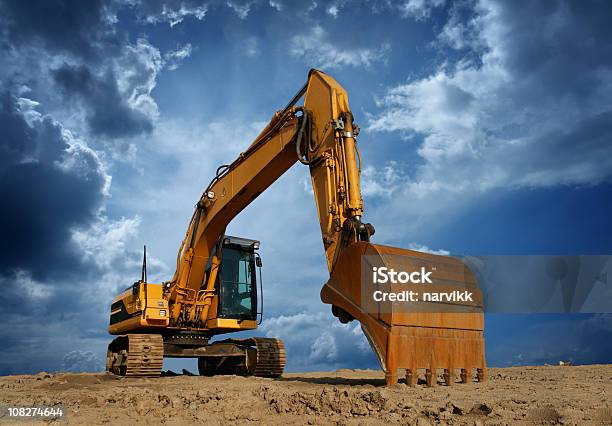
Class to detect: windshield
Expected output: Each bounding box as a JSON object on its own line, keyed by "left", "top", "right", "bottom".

{"left": 218, "top": 246, "right": 257, "bottom": 320}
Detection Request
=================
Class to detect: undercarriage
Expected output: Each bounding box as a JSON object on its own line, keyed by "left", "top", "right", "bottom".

{"left": 106, "top": 333, "right": 285, "bottom": 378}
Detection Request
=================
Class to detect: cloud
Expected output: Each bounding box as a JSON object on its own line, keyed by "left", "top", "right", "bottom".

{"left": 436, "top": 1, "right": 483, "bottom": 50}
{"left": 325, "top": 0, "right": 347, "bottom": 17}
{"left": 0, "top": 93, "right": 110, "bottom": 280}
{"left": 368, "top": 0, "right": 612, "bottom": 199}
{"left": 267, "top": 0, "right": 317, "bottom": 13}
{"left": 61, "top": 350, "right": 103, "bottom": 373}
{"left": 164, "top": 43, "right": 193, "bottom": 70}
{"left": 0, "top": 1, "right": 165, "bottom": 143}
{"left": 396, "top": 0, "right": 445, "bottom": 20}
{"left": 0, "top": 92, "right": 145, "bottom": 375}
{"left": 290, "top": 25, "right": 390, "bottom": 69}
{"left": 13, "top": 270, "right": 53, "bottom": 301}
{"left": 0, "top": 272, "right": 112, "bottom": 374}
{"left": 240, "top": 37, "right": 260, "bottom": 57}
{"left": 138, "top": 0, "right": 209, "bottom": 27}
{"left": 0, "top": 3, "right": 169, "bottom": 353}
{"left": 50, "top": 38, "right": 162, "bottom": 140}
{"left": 405, "top": 243, "right": 449, "bottom": 255}
{"left": 72, "top": 216, "right": 141, "bottom": 270}
{"left": 366, "top": 0, "right": 445, "bottom": 20}
{"left": 136, "top": 0, "right": 263, "bottom": 24}
{"left": 0, "top": 201, "right": 167, "bottom": 375}
{"left": 114, "top": 38, "right": 163, "bottom": 123}
{"left": 0, "top": 0, "right": 118, "bottom": 59}
{"left": 361, "top": 162, "right": 405, "bottom": 198}
{"left": 0, "top": 8, "right": 166, "bottom": 369}
{"left": 260, "top": 312, "right": 379, "bottom": 371}
{"left": 53, "top": 65, "right": 151, "bottom": 139}
{"left": 226, "top": 0, "right": 255, "bottom": 19}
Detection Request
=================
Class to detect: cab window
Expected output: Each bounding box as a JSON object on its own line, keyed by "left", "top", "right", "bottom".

{"left": 218, "top": 246, "right": 256, "bottom": 319}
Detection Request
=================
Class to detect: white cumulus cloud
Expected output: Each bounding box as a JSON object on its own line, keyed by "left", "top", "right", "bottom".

{"left": 260, "top": 312, "right": 377, "bottom": 371}
{"left": 290, "top": 26, "right": 390, "bottom": 70}
{"left": 143, "top": 2, "right": 208, "bottom": 27}
{"left": 164, "top": 43, "right": 193, "bottom": 70}
{"left": 369, "top": 0, "right": 612, "bottom": 197}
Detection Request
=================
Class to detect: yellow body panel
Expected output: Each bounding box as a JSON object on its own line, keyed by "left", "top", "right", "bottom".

{"left": 205, "top": 318, "right": 257, "bottom": 330}
{"left": 108, "top": 283, "right": 169, "bottom": 335}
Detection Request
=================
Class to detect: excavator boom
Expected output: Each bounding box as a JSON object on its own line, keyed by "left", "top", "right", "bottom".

{"left": 167, "top": 70, "right": 370, "bottom": 320}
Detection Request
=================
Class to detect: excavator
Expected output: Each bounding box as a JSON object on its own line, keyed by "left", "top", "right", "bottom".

{"left": 106, "top": 69, "right": 486, "bottom": 386}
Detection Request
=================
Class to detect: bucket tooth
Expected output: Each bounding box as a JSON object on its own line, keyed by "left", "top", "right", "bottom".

{"left": 444, "top": 368, "right": 454, "bottom": 386}
{"left": 405, "top": 368, "right": 416, "bottom": 386}
{"left": 477, "top": 367, "right": 487, "bottom": 382}
{"left": 425, "top": 368, "right": 436, "bottom": 387}
{"left": 321, "top": 241, "right": 486, "bottom": 386}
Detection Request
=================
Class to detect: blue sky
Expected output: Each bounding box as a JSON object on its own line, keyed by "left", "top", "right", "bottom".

{"left": 0, "top": 0, "right": 611, "bottom": 374}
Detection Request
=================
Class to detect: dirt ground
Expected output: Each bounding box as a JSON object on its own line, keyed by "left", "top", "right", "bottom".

{"left": 0, "top": 365, "right": 610, "bottom": 425}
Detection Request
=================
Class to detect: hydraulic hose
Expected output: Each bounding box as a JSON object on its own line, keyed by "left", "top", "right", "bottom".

{"left": 295, "top": 108, "right": 313, "bottom": 165}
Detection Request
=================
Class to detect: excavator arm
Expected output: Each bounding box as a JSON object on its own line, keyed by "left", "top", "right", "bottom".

{"left": 166, "top": 69, "right": 374, "bottom": 328}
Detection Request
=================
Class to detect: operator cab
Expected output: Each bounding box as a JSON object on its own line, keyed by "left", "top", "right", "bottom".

{"left": 216, "top": 235, "right": 262, "bottom": 321}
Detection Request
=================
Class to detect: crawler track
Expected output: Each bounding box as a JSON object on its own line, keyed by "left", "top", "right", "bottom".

{"left": 106, "top": 334, "right": 164, "bottom": 377}
{"left": 252, "top": 337, "right": 286, "bottom": 378}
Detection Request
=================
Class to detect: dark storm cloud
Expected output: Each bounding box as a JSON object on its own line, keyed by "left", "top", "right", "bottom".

{"left": 477, "top": 0, "right": 612, "bottom": 185}
{"left": 0, "top": 0, "right": 119, "bottom": 60}
{"left": 0, "top": 93, "right": 36, "bottom": 168}
{"left": 524, "top": 112, "right": 612, "bottom": 174}
{"left": 53, "top": 64, "right": 154, "bottom": 138}
{"left": 487, "top": 1, "right": 612, "bottom": 102}
{"left": 0, "top": 0, "right": 158, "bottom": 141}
{"left": 0, "top": 298, "right": 109, "bottom": 374}
{"left": 0, "top": 93, "right": 108, "bottom": 280}
{"left": 0, "top": 0, "right": 166, "bottom": 376}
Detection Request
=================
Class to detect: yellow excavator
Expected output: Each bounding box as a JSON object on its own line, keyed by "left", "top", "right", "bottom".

{"left": 106, "top": 69, "right": 486, "bottom": 386}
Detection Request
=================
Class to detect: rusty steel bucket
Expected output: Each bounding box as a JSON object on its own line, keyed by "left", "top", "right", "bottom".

{"left": 321, "top": 242, "right": 486, "bottom": 386}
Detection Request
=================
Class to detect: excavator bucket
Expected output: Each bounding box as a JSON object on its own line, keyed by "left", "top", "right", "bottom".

{"left": 321, "top": 242, "right": 486, "bottom": 386}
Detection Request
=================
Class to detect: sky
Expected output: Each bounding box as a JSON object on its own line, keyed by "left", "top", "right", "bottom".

{"left": 0, "top": 0, "right": 611, "bottom": 375}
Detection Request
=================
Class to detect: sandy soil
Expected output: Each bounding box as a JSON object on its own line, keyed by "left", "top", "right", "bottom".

{"left": 0, "top": 365, "right": 610, "bottom": 425}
